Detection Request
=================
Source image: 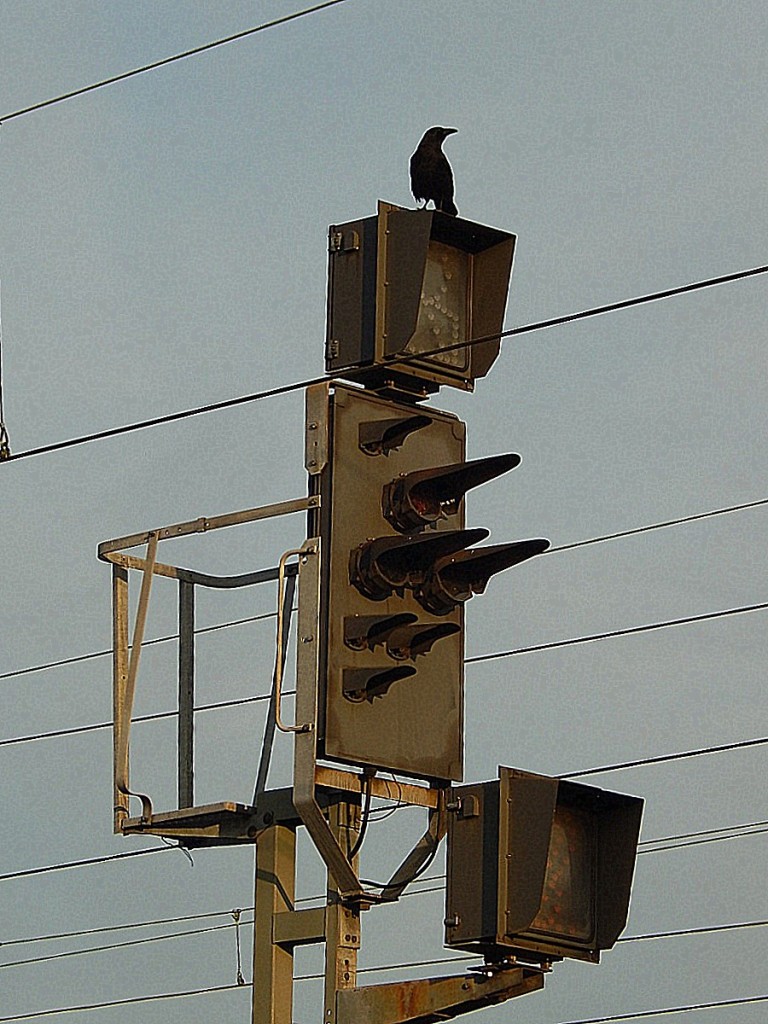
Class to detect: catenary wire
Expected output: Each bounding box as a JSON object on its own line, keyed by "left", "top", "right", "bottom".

{"left": 0, "top": 984, "right": 245, "bottom": 1022}
{"left": 0, "top": 688, "right": 283, "bottom": 749}
{"left": 0, "top": 895, "right": 765, "bottom": 984}
{"left": 0, "top": 2, "right": 350, "bottom": 125}
{"left": 0, "top": 847, "right": 167, "bottom": 883}
{"left": 0, "top": 977, "right": 764, "bottom": 1022}
{"left": 2, "top": 262, "right": 767, "bottom": 464}
{"left": 4, "top": 898, "right": 765, "bottom": 973}
{"left": 0, "top": 917, "right": 250, "bottom": 971}
{"left": 0, "top": 816, "right": 765, "bottom": 971}
{"left": 549, "top": 994, "right": 768, "bottom": 1024}
{"left": 619, "top": 918, "right": 768, "bottom": 943}
{"left": 560, "top": 734, "right": 768, "bottom": 779}
{"left": 389, "top": 818, "right": 768, "bottom": 897}
{"left": 3, "top": 894, "right": 767, "bottom": 976}
{"left": 636, "top": 824, "right": 768, "bottom": 854}
{"left": 640, "top": 818, "right": 768, "bottom": 846}
{"left": 2, "top": 591, "right": 767, "bottom": 749}
{"left": 0, "top": 906, "right": 249, "bottom": 948}
{"left": 3, "top": 492, "right": 764, "bottom": 686}
{"left": 467, "top": 599, "right": 768, "bottom": 665}
{"left": 0, "top": 608, "right": 282, "bottom": 682}
{"left": 546, "top": 496, "right": 768, "bottom": 554}
{"left": 2, "top": 812, "right": 764, "bottom": 887}
{"left": 1, "top": 698, "right": 764, "bottom": 766}
{"left": 2, "top": 493, "right": 765, "bottom": 686}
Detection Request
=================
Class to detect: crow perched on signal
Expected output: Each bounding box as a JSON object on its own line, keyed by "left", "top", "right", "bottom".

{"left": 409, "top": 126, "right": 458, "bottom": 216}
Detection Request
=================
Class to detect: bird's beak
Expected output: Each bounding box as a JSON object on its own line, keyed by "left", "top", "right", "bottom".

{"left": 444, "top": 128, "right": 458, "bottom": 135}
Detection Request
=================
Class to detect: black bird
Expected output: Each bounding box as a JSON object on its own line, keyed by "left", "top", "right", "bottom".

{"left": 409, "top": 126, "right": 458, "bottom": 216}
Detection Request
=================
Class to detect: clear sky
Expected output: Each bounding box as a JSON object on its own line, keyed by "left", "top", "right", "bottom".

{"left": 1, "top": 1, "right": 767, "bottom": 1021}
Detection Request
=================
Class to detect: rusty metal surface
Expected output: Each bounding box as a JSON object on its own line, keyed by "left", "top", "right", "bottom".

{"left": 121, "top": 801, "right": 262, "bottom": 844}
{"left": 323, "top": 803, "right": 362, "bottom": 1024}
{"left": 335, "top": 967, "right": 543, "bottom": 1024}
{"left": 315, "top": 766, "right": 439, "bottom": 809}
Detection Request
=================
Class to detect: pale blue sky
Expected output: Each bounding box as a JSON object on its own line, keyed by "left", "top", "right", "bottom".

{"left": 1, "top": 2, "right": 767, "bottom": 1021}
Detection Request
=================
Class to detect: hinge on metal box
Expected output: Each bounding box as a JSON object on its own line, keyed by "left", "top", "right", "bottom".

{"left": 328, "top": 229, "right": 360, "bottom": 254}
{"left": 326, "top": 338, "right": 340, "bottom": 360}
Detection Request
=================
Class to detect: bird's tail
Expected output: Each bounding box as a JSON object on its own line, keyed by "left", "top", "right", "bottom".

{"left": 439, "top": 199, "right": 458, "bottom": 216}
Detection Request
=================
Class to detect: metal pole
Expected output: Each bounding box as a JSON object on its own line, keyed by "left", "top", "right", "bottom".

{"left": 112, "top": 564, "right": 129, "bottom": 833}
{"left": 177, "top": 580, "right": 195, "bottom": 808}
{"left": 323, "top": 801, "right": 361, "bottom": 1024}
{"left": 252, "top": 826, "right": 296, "bottom": 1024}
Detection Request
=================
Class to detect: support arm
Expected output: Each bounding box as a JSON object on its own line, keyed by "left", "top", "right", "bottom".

{"left": 336, "top": 966, "right": 544, "bottom": 1024}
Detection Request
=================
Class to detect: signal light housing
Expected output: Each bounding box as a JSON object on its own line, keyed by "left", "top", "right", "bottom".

{"left": 326, "top": 202, "right": 516, "bottom": 395}
{"left": 382, "top": 453, "right": 521, "bottom": 533}
{"left": 445, "top": 767, "right": 644, "bottom": 965}
{"left": 415, "top": 538, "right": 550, "bottom": 616}
{"left": 308, "top": 382, "right": 549, "bottom": 781}
{"left": 349, "top": 528, "right": 489, "bottom": 602}
{"left": 343, "top": 665, "right": 417, "bottom": 704}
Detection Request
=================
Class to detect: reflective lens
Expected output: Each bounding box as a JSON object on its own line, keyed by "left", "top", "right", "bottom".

{"left": 407, "top": 241, "right": 469, "bottom": 369}
{"left": 529, "top": 805, "right": 595, "bottom": 943}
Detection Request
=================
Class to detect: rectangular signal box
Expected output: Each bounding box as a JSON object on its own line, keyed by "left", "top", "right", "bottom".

{"left": 445, "top": 767, "right": 643, "bottom": 964}
{"left": 307, "top": 382, "right": 467, "bottom": 782}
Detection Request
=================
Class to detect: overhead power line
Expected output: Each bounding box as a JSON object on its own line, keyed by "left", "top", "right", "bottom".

{"left": 0, "top": 689, "right": 278, "bottom": 749}
{"left": 0, "top": 906, "right": 242, "bottom": 948}
{"left": 3, "top": 493, "right": 765, "bottom": 687}
{"left": 2, "top": 262, "right": 766, "bottom": 464}
{"left": 636, "top": 824, "right": 768, "bottom": 854}
{"left": 638, "top": 818, "right": 768, "bottom": 849}
{"left": 2, "top": 592, "right": 767, "bottom": 750}
{"left": 561, "top": 734, "right": 768, "bottom": 779}
{"left": 0, "top": 847, "right": 166, "bottom": 883}
{"left": 2, "top": 812, "right": 765, "bottom": 887}
{"left": 5, "top": 918, "right": 764, "bottom": 976}
{"left": 0, "top": 970, "right": 765, "bottom": 1022}
{"left": 2, "top": 697, "right": 765, "bottom": 768}
{"left": 0, "top": 983, "right": 245, "bottom": 1022}
{"left": 546, "top": 496, "right": 768, "bottom": 554}
{"left": 0, "top": 608, "right": 279, "bottom": 682}
{"left": 395, "top": 817, "right": 768, "bottom": 898}
{"left": 3, "top": 898, "right": 765, "bottom": 975}
{"left": 468, "top": 598, "right": 768, "bottom": 665}
{"left": 9, "top": 914, "right": 756, "bottom": 977}
{"left": 0, "top": 918, "right": 245, "bottom": 972}
{"left": 0, "top": 1, "right": 350, "bottom": 125}
{"left": 0, "top": 912, "right": 253, "bottom": 972}
{"left": 619, "top": 917, "right": 768, "bottom": 943}
{"left": 551, "top": 993, "right": 768, "bottom": 1024}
